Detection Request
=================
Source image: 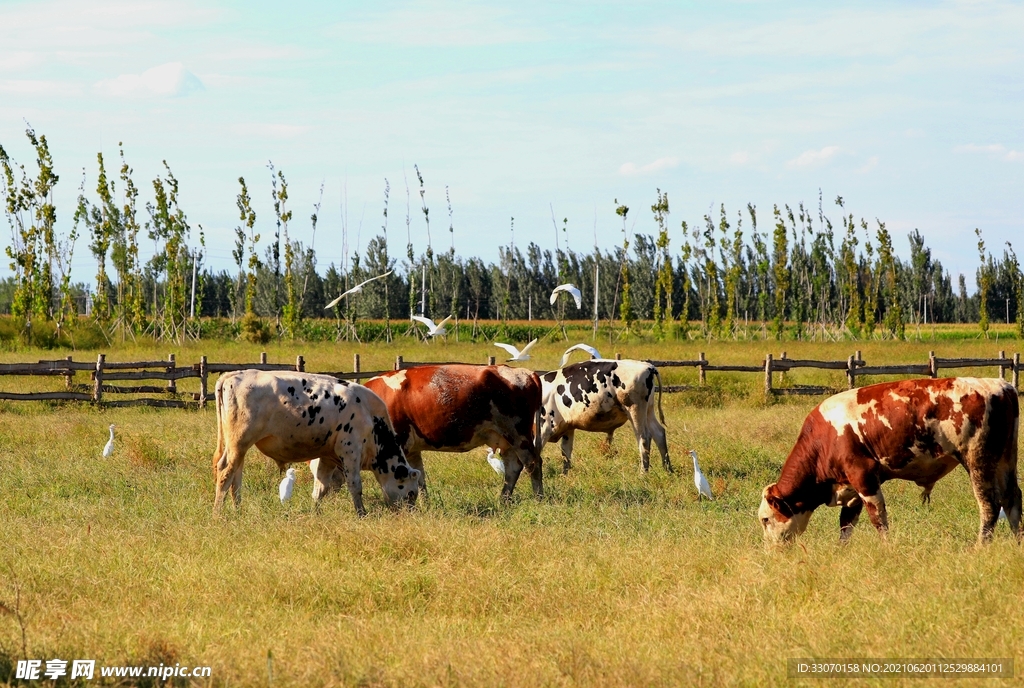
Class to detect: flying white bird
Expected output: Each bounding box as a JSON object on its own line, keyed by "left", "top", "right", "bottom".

{"left": 550, "top": 283, "right": 582, "bottom": 309}
{"left": 102, "top": 424, "right": 116, "bottom": 458}
{"left": 494, "top": 338, "right": 539, "bottom": 362}
{"left": 411, "top": 314, "right": 453, "bottom": 337}
{"left": 559, "top": 343, "right": 601, "bottom": 368}
{"left": 325, "top": 270, "right": 394, "bottom": 309}
{"left": 279, "top": 467, "right": 296, "bottom": 504}
{"left": 690, "top": 450, "right": 713, "bottom": 501}
{"left": 486, "top": 448, "right": 505, "bottom": 474}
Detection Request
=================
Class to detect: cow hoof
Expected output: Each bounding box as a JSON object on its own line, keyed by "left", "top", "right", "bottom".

{"left": 920, "top": 492, "right": 931, "bottom": 506}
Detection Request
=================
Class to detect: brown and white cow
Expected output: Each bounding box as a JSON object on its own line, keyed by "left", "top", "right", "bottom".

{"left": 212, "top": 370, "right": 420, "bottom": 516}
{"left": 539, "top": 359, "right": 672, "bottom": 474}
{"left": 759, "top": 377, "right": 1021, "bottom": 544}
{"left": 316, "top": 364, "right": 544, "bottom": 500}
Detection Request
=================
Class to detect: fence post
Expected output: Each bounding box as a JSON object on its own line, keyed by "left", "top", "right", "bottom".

{"left": 698, "top": 352, "right": 706, "bottom": 386}
{"left": 167, "top": 353, "right": 177, "bottom": 395}
{"left": 353, "top": 353, "right": 360, "bottom": 375}
{"left": 296, "top": 355, "right": 305, "bottom": 372}
{"left": 779, "top": 350, "right": 787, "bottom": 385}
{"left": 764, "top": 353, "right": 773, "bottom": 396}
{"left": 998, "top": 350, "right": 1006, "bottom": 380}
{"left": 488, "top": 356, "right": 496, "bottom": 366}
{"left": 93, "top": 354, "right": 105, "bottom": 404}
{"left": 65, "top": 355, "right": 73, "bottom": 390}
{"left": 615, "top": 352, "right": 622, "bottom": 360}
{"left": 199, "top": 356, "right": 208, "bottom": 408}
{"left": 395, "top": 355, "right": 403, "bottom": 371}
{"left": 847, "top": 354, "right": 856, "bottom": 389}
{"left": 929, "top": 351, "right": 937, "bottom": 378}
{"left": 1014, "top": 353, "right": 1020, "bottom": 391}
{"left": 260, "top": 352, "right": 268, "bottom": 365}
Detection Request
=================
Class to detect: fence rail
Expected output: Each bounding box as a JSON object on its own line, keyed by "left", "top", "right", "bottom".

{"left": 0, "top": 349, "right": 1018, "bottom": 409}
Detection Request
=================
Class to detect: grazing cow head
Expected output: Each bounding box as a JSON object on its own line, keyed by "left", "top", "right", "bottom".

{"left": 758, "top": 484, "right": 812, "bottom": 543}
{"left": 370, "top": 416, "right": 420, "bottom": 508}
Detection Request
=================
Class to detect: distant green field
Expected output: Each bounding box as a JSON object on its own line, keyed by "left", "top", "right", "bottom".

{"left": 1, "top": 337, "right": 1021, "bottom": 686}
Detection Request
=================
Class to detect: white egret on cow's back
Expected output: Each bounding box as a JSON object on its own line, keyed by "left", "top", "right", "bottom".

{"left": 411, "top": 314, "right": 453, "bottom": 338}
{"left": 559, "top": 343, "right": 600, "bottom": 368}
{"left": 279, "top": 467, "right": 296, "bottom": 504}
{"left": 102, "top": 424, "right": 116, "bottom": 458}
{"left": 550, "top": 283, "right": 582, "bottom": 309}
{"left": 691, "top": 450, "right": 713, "bottom": 500}
{"left": 325, "top": 270, "right": 393, "bottom": 310}
{"left": 486, "top": 448, "right": 505, "bottom": 474}
{"left": 494, "top": 338, "right": 538, "bottom": 362}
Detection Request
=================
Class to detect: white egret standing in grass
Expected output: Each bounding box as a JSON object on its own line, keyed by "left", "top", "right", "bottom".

{"left": 559, "top": 343, "right": 601, "bottom": 368}
{"left": 324, "top": 270, "right": 394, "bottom": 309}
{"left": 279, "top": 467, "right": 296, "bottom": 504}
{"left": 550, "top": 283, "right": 582, "bottom": 309}
{"left": 411, "top": 314, "right": 453, "bottom": 338}
{"left": 102, "top": 424, "right": 115, "bottom": 458}
{"left": 494, "top": 338, "right": 539, "bottom": 362}
{"left": 486, "top": 448, "right": 505, "bottom": 475}
{"left": 690, "top": 450, "right": 713, "bottom": 500}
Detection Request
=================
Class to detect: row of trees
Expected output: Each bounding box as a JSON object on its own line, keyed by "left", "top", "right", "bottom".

{"left": 3, "top": 125, "right": 1023, "bottom": 342}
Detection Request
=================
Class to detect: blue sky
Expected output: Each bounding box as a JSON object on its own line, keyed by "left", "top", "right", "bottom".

{"left": 1, "top": 0, "right": 1022, "bottom": 285}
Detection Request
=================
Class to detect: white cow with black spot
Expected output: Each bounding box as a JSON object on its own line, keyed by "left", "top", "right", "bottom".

{"left": 211, "top": 370, "right": 420, "bottom": 516}
{"left": 539, "top": 359, "right": 672, "bottom": 474}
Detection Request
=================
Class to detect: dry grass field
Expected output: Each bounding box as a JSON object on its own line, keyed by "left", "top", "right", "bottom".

{"left": 1, "top": 330, "right": 1022, "bottom": 686}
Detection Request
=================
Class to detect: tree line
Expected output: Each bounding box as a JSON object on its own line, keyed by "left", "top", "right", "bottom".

{"left": 2, "top": 125, "right": 1023, "bottom": 343}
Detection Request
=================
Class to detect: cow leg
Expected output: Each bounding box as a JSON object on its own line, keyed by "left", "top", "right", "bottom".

{"left": 858, "top": 490, "right": 888, "bottom": 536}
{"left": 345, "top": 468, "right": 366, "bottom": 517}
{"left": 649, "top": 413, "right": 672, "bottom": 474}
{"left": 559, "top": 431, "right": 575, "bottom": 474}
{"left": 500, "top": 453, "right": 526, "bottom": 501}
{"left": 839, "top": 499, "right": 863, "bottom": 543}
{"left": 627, "top": 408, "right": 652, "bottom": 472}
{"left": 966, "top": 465, "right": 1001, "bottom": 542}
{"left": 1002, "top": 474, "right": 1022, "bottom": 540}
{"left": 311, "top": 457, "right": 344, "bottom": 502}
{"left": 213, "top": 441, "right": 247, "bottom": 512}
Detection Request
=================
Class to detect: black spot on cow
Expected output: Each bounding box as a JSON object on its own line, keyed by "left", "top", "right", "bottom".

{"left": 370, "top": 416, "right": 405, "bottom": 475}
{"left": 612, "top": 374, "right": 623, "bottom": 389}
{"left": 643, "top": 369, "right": 654, "bottom": 398}
{"left": 556, "top": 384, "right": 565, "bottom": 395}
{"left": 543, "top": 371, "right": 557, "bottom": 383}
{"left": 307, "top": 405, "right": 323, "bottom": 426}
{"left": 393, "top": 464, "right": 410, "bottom": 480}
{"left": 356, "top": 396, "right": 361, "bottom": 403}
{"left": 301, "top": 410, "right": 307, "bottom": 418}
{"left": 336, "top": 423, "right": 344, "bottom": 432}
{"left": 301, "top": 379, "right": 307, "bottom": 387}
{"left": 562, "top": 394, "right": 573, "bottom": 407}
{"left": 350, "top": 413, "right": 355, "bottom": 420}
{"left": 319, "top": 416, "right": 325, "bottom": 424}
{"left": 287, "top": 386, "right": 295, "bottom": 396}
{"left": 343, "top": 423, "right": 352, "bottom": 433}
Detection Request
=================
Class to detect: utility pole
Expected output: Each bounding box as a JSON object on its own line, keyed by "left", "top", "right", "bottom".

{"left": 420, "top": 263, "right": 426, "bottom": 315}
{"left": 190, "top": 248, "right": 198, "bottom": 319}
{"left": 592, "top": 263, "right": 599, "bottom": 339}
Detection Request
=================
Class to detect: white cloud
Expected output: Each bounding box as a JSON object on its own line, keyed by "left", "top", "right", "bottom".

{"left": 328, "top": 5, "right": 542, "bottom": 47}
{"left": 786, "top": 145, "right": 839, "bottom": 168}
{"left": 231, "top": 123, "right": 310, "bottom": 139}
{"left": 857, "top": 155, "right": 879, "bottom": 173}
{"left": 95, "top": 62, "right": 204, "bottom": 98}
{"left": 619, "top": 156, "right": 679, "bottom": 176}
{"left": 729, "top": 151, "right": 751, "bottom": 166}
{"left": 954, "top": 143, "right": 1021, "bottom": 162}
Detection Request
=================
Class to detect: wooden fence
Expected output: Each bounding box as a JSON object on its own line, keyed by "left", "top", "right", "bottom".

{"left": 0, "top": 349, "right": 1019, "bottom": 409}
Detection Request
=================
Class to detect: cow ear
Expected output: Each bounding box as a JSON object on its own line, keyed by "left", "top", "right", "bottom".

{"left": 764, "top": 486, "right": 793, "bottom": 518}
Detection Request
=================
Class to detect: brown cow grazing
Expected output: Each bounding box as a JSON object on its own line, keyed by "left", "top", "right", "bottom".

{"left": 212, "top": 370, "right": 420, "bottom": 516}
{"left": 759, "top": 377, "right": 1020, "bottom": 544}
{"left": 315, "top": 364, "right": 544, "bottom": 500}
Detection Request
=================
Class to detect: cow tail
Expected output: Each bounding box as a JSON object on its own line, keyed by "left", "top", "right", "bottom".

{"left": 212, "top": 375, "right": 227, "bottom": 478}
{"left": 534, "top": 404, "right": 544, "bottom": 456}
{"left": 653, "top": 367, "right": 665, "bottom": 425}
